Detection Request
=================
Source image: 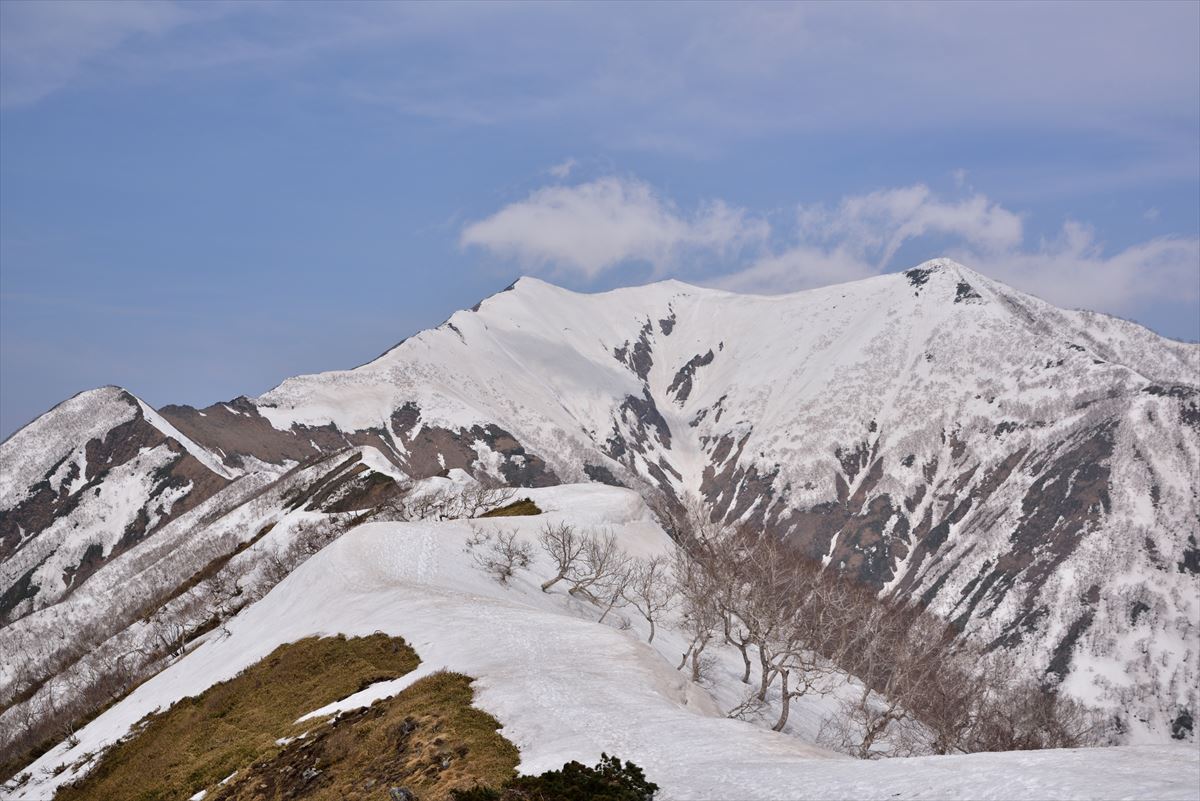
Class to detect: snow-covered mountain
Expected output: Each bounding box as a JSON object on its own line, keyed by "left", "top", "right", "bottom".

{"left": 1, "top": 387, "right": 235, "bottom": 620}
{"left": 2, "top": 258, "right": 1198, "bottom": 744}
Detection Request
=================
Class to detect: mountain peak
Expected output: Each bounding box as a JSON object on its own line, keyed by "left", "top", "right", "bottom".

{"left": 901, "top": 257, "right": 972, "bottom": 283}
{"left": 912, "top": 257, "right": 969, "bottom": 272}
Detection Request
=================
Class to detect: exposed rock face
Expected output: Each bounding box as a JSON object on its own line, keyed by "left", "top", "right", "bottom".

{"left": 386, "top": 402, "right": 558, "bottom": 487}
{"left": 2, "top": 260, "right": 1196, "bottom": 741}
{"left": 667, "top": 350, "right": 714, "bottom": 404}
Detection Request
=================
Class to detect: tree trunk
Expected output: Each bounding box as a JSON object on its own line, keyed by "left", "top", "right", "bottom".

{"left": 757, "top": 647, "right": 773, "bottom": 701}
{"left": 678, "top": 646, "right": 691, "bottom": 671}
{"left": 737, "top": 642, "right": 752, "bottom": 684}
{"left": 647, "top": 618, "right": 656, "bottom": 643}
{"left": 540, "top": 572, "right": 565, "bottom": 592}
{"left": 597, "top": 591, "right": 621, "bottom": 623}
{"left": 691, "top": 634, "right": 709, "bottom": 683}
{"left": 772, "top": 669, "right": 791, "bottom": 732}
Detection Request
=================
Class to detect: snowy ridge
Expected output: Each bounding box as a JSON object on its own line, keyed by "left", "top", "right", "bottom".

{"left": 135, "top": 400, "right": 238, "bottom": 481}
{"left": 0, "top": 387, "right": 139, "bottom": 510}
{"left": 7, "top": 484, "right": 1197, "bottom": 801}
{"left": 0, "top": 387, "right": 238, "bottom": 623}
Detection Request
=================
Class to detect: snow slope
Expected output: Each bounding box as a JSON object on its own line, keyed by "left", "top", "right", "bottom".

{"left": 170, "top": 259, "right": 1200, "bottom": 740}
{"left": 0, "top": 387, "right": 237, "bottom": 622}
{"left": 4, "top": 259, "right": 1198, "bottom": 744}
{"left": 8, "top": 484, "right": 1197, "bottom": 801}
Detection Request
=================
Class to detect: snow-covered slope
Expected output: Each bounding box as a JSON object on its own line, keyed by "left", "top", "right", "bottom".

{"left": 3, "top": 259, "right": 1198, "bottom": 745}
{"left": 162, "top": 258, "right": 1199, "bottom": 741}
{"left": 0, "top": 387, "right": 236, "bottom": 621}
{"left": 8, "top": 485, "right": 1197, "bottom": 801}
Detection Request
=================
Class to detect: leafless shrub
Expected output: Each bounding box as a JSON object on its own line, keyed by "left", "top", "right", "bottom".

{"left": 673, "top": 544, "right": 721, "bottom": 684}
{"left": 664, "top": 498, "right": 1101, "bottom": 755}
{"left": 456, "top": 481, "right": 517, "bottom": 519}
{"left": 465, "top": 528, "right": 533, "bottom": 585}
{"left": 537, "top": 522, "right": 586, "bottom": 592}
{"left": 147, "top": 614, "right": 189, "bottom": 660}
{"left": 374, "top": 480, "right": 516, "bottom": 522}
{"left": 566, "top": 530, "right": 631, "bottom": 605}
{"left": 622, "top": 556, "right": 675, "bottom": 643}
{"left": 726, "top": 690, "right": 770, "bottom": 722}
{"left": 644, "top": 491, "right": 689, "bottom": 543}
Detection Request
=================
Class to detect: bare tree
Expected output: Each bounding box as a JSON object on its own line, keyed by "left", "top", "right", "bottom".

{"left": 673, "top": 544, "right": 721, "bottom": 684}
{"left": 622, "top": 556, "right": 675, "bottom": 642}
{"left": 376, "top": 480, "right": 516, "bottom": 522}
{"left": 537, "top": 522, "right": 586, "bottom": 592}
{"left": 565, "top": 530, "right": 630, "bottom": 605}
{"left": 644, "top": 490, "right": 690, "bottom": 543}
{"left": 464, "top": 528, "right": 533, "bottom": 585}
{"left": 195, "top": 571, "right": 244, "bottom": 637}
{"left": 456, "top": 481, "right": 517, "bottom": 519}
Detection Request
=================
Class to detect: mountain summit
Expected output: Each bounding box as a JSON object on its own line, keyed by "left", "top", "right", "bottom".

{"left": 2, "top": 260, "right": 1198, "bottom": 744}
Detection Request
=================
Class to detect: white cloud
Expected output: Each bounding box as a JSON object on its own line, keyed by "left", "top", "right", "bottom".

{"left": 460, "top": 177, "right": 768, "bottom": 278}
{"left": 547, "top": 158, "right": 577, "bottom": 180}
{"left": 954, "top": 222, "right": 1200, "bottom": 314}
{"left": 718, "top": 183, "right": 1023, "bottom": 293}
{"left": 795, "top": 184, "right": 1023, "bottom": 268}
{"left": 720, "top": 184, "right": 1198, "bottom": 318}
{"left": 463, "top": 175, "right": 1197, "bottom": 321}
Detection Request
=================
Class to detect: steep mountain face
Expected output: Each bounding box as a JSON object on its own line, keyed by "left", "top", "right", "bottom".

{"left": 2, "top": 259, "right": 1197, "bottom": 742}
{"left": 0, "top": 388, "right": 236, "bottom": 622}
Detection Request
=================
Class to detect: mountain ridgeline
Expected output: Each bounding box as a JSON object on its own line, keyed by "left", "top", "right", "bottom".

{"left": 2, "top": 259, "right": 1197, "bottom": 743}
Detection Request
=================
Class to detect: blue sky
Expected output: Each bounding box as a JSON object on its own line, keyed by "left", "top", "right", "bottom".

{"left": 1, "top": 1, "right": 1198, "bottom": 437}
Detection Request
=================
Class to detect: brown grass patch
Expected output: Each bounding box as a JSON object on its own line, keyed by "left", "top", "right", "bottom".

{"left": 479, "top": 498, "right": 541, "bottom": 518}
{"left": 213, "top": 671, "right": 518, "bottom": 801}
{"left": 56, "top": 634, "right": 419, "bottom": 801}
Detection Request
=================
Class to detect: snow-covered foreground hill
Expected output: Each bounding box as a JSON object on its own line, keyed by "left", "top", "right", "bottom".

{"left": 9, "top": 485, "right": 1197, "bottom": 801}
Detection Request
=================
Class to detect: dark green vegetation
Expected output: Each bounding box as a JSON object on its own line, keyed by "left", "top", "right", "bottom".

{"left": 479, "top": 498, "right": 541, "bottom": 518}
{"left": 450, "top": 754, "right": 658, "bottom": 801}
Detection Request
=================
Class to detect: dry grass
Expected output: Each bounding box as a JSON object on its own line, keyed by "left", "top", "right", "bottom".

{"left": 214, "top": 670, "right": 519, "bottom": 801}
{"left": 56, "top": 634, "right": 419, "bottom": 801}
{"left": 479, "top": 498, "right": 541, "bottom": 518}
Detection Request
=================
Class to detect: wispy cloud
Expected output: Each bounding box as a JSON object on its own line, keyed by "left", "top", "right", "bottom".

{"left": 799, "top": 185, "right": 1023, "bottom": 269}
{"left": 547, "top": 158, "right": 577, "bottom": 180}
{"left": 724, "top": 184, "right": 1199, "bottom": 316}
{"left": 0, "top": 0, "right": 194, "bottom": 106}
{"left": 953, "top": 223, "right": 1200, "bottom": 316}
{"left": 460, "top": 176, "right": 769, "bottom": 279}
{"left": 464, "top": 174, "right": 1199, "bottom": 320}
{"left": 3, "top": 2, "right": 1195, "bottom": 161}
